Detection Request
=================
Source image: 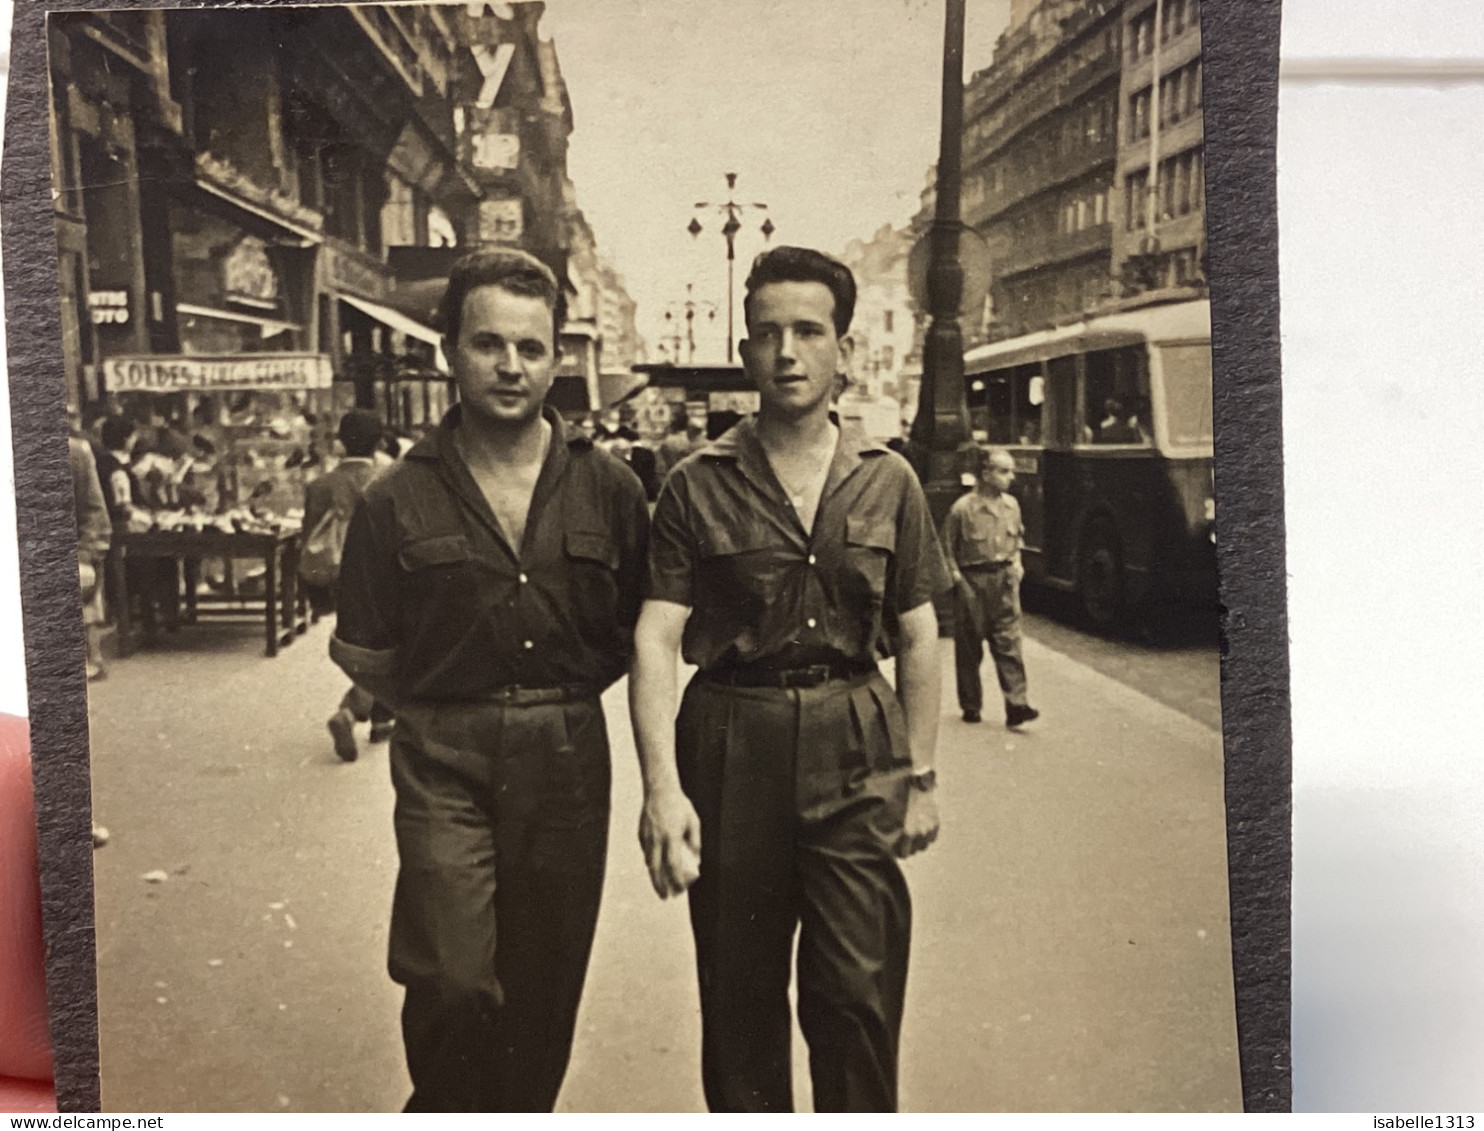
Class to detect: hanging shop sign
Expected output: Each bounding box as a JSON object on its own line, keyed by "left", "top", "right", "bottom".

{"left": 471, "top": 131, "right": 521, "bottom": 171}
{"left": 325, "top": 246, "right": 391, "bottom": 302}
{"left": 479, "top": 198, "right": 523, "bottom": 244}
{"left": 88, "top": 290, "right": 131, "bottom": 325}
{"left": 221, "top": 236, "right": 280, "bottom": 309}
{"left": 102, "top": 353, "right": 333, "bottom": 393}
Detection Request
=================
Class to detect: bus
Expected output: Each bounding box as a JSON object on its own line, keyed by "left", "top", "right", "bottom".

{"left": 961, "top": 299, "right": 1215, "bottom": 629}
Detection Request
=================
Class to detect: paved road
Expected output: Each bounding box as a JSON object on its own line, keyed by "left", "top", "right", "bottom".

{"left": 87, "top": 617, "right": 1238, "bottom": 1112}
{"left": 1020, "top": 585, "right": 1223, "bottom": 732}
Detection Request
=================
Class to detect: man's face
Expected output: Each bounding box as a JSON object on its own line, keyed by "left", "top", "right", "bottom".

{"left": 985, "top": 453, "right": 1016, "bottom": 493}
{"left": 740, "top": 281, "right": 852, "bottom": 420}
{"left": 443, "top": 285, "right": 557, "bottom": 428}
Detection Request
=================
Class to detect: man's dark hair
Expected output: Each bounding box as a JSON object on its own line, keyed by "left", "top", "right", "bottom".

{"left": 337, "top": 409, "right": 383, "bottom": 458}
{"left": 438, "top": 248, "right": 565, "bottom": 344}
{"left": 743, "top": 246, "right": 857, "bottom": 337}
{"left": 100, "top": 415, "right": 135, "bottom": 452}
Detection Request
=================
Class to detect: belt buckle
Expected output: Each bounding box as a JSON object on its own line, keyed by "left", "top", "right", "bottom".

{"left": 788, "top": 665, "right": 832, "bottom": 689}
{"left": 489, "top": 685, "right": 522, "bottom": 702}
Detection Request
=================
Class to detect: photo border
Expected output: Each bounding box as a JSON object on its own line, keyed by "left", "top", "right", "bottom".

{"left": 3, "top": 0, "right": 1289, "bottom": 1111}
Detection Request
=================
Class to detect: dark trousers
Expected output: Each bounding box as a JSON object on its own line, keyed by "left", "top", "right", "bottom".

{"left": 341, "top": 683, "right": 394, "bottom": 727}
{"left": 387, "top": 697, "right": 611, "bottom": 1112}
{"left": 676, "top": 670, "right": 914, "bottom": 1112}
{"left": 954, "top": 565, "right": 1029, "bottom": 714}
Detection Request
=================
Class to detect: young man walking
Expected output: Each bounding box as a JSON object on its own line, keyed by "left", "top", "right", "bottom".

{"left": 942, "top": 447, "right": 1039, "bottom": 727}
{"left": 630, "top": 246, "right": 952, "bottom": 1112}
{"left": 304, "top": 408, "right": 394, "bottom": 762}
{"left": 331, "top": 249, "right": 650, "bottom": 1112}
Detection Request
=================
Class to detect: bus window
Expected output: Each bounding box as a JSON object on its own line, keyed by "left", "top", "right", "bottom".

{"left": 1012, "top": 364, "right": 1044, "bottom": 444}
{"left": 1083, "top": 346, "right": 1152, "bottom": 445}
{"left": 1159, "top": 343, "right": 1213, "bottom": 447}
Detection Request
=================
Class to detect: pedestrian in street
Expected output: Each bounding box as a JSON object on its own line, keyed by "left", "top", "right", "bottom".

{"left": 942, "top": 446, "right": 1039, "bottom": 728}
{"left": 68, "top": 428, "right": 111, "bottom": 682}
{"left": 305, "top": 408, "right": 393, "bottom": 763}
{"left": 330, "top": 248, "right": 650, "bottom": 1112}
{"left": 629, "top": 245, "right": 950, "bottom": 1112}
{"left": 655, "top": 402, "right": 705, "bottom": 482}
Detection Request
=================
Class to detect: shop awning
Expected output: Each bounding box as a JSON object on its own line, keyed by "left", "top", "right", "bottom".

{"left": 339, "top": 294, "right": 441, "bottom": 348}
{"left": 177, "top": 303, "right": 301, "bottom": 339}
{"left": 339, "top": 293, "right": 447, "bottom": 373}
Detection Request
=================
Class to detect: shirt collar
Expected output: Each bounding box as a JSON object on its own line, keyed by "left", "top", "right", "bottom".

{"left": 408, "top": 402, "right": 590, "bottom": 464}
{"left": 701, "top": 412, "right": 889, "bottom": 508}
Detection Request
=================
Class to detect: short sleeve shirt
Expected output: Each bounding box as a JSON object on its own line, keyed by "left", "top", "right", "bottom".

{"left": 943, "top": 490, "right": 1023, "bottom": 567}
{"left": 332, "top": 405, "right": 650, "bottom": 701}
{"left": 646, "top": 417, "right": 952, "bottom": 671}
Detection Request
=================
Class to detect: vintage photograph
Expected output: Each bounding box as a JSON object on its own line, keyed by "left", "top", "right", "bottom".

{"left": 43, "top": 0, "right": 1236, "bottom": 1111}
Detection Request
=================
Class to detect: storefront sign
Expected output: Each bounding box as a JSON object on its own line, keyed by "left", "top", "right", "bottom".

{"left": 88, "top": 290, "right": 131, "bottom": 325}
{"left": 102, "top": 353, "right": 333, "bottom": 393}
{"left": 221, "top": 237, "right": 279, "bottom": 307}
{"left": 325, "top": 246, "right": 390, "bottom": 302}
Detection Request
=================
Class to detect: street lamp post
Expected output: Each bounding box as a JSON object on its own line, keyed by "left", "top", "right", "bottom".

{"left": 689, "top": 173, "right": 774, "bottom": 363}
{"left": 662, "top": 284, "right": 717, "bottom": 365}
{"left": 909, "top": 0, "right": 973, "bottom": 520}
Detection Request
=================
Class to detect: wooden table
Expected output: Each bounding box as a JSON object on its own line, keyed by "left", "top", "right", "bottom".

{"left": 109, "top": 527, "right": 307, "bottom": 657}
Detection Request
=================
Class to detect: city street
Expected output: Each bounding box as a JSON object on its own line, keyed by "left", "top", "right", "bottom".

{"left": 87, "top": 611, "right": 1240, "bottom": 1113}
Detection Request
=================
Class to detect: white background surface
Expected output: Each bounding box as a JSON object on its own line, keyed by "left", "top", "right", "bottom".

{"left": 3, "top": 0, "right": 1483, "bottom": 1112}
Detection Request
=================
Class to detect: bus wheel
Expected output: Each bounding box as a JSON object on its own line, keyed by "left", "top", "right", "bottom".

{"left": 1077, "top": 520, "right": 1125, "bottom": 630}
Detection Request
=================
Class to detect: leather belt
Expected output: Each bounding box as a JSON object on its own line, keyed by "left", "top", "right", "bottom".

{"left": 963, "top": 560, "right": 1013, "bottom": 571}
{"left": 698, "top": 660, "right": 876, "bottom": 689}
{"left": 478, "top": 683, "right": 598, "bottom": 705}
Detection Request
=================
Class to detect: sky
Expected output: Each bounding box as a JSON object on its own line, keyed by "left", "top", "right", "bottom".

{"left": 540, "top": 0, "right": 1011, "bottom": 364}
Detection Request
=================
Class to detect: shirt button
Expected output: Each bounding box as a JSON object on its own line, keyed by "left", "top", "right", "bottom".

{"left": 808, "top": 554, "right": 817, "bottom": 565}
{"left": 807, "top": 617, "right": 817, "bottom": 629}
{"left": 518, "top": 572, "right": 528, "bottom": 584}
{"left": 523, "top": 639, "right": 534, "bottom": 650}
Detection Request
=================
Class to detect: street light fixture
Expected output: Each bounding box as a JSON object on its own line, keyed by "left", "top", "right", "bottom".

{"left": 689, "top": 172, "right": 773, "bottom": 363}
{"left": 661, "top": 283, "right": 718, "bottom": 365}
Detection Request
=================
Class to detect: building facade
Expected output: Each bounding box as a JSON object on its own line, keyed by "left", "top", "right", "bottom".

{"left": 48, "top": 2, "right": 626, "bottom": 429}
{"left": 1112, "top": 0, "right": 1205, "bottom": 301}
{"left": 954, "top": 0, "right": 1205, "bottom": 343}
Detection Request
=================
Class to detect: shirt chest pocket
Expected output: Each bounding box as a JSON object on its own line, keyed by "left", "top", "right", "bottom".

{"left": 564, "top": 529, "right": 620, "bottom": 571}
{"left": 399, "top": 533, "right": 473, "bottom": 572}
{"left": 845, "top": 514, "right": 896, "bottom": 602}
{"left": 697, "top": 521, "right": 781, "bottom": 604}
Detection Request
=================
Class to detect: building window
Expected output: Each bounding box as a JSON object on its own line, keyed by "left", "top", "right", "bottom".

{"left": 1130, "top": 88, "right": 1152, "bottom": 142}
{"left": 1126, "top": 170, "right": 1149, "bottom": 230}
{"left": 883, "top": 310, "right": 894, "bottom": 333}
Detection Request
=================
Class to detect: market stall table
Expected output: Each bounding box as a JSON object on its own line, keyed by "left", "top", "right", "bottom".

{"left": 109, "top": 526, "right": 307, "bottom": 657}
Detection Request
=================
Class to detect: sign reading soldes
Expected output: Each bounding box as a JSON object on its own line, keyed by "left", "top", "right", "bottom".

{"left": 103, "top": 354, "right": 333, "bottom": 393}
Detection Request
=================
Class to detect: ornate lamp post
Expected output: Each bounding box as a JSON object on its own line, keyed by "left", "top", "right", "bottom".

{"left": 909, "top": 0, "right": 974, "bottom": 520}
{"left": 661, "top": 284, "right": 718, "bottom": 365}
{"left": 689, "top": 173, "right": 774, "bottom": 363}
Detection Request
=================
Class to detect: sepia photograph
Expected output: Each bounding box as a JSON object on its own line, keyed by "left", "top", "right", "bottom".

{"left": 33, "top": 0, "right": 1246, "bottom": 1112}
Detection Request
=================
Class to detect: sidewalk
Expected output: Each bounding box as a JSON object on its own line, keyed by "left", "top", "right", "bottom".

{"left": 86, "top": 619, "right": 1239, "bottom": 1112}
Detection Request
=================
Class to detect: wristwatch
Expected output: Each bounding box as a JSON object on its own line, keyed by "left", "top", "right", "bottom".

{"left": 908, "top": 767, "right": 937, "bottom": 793}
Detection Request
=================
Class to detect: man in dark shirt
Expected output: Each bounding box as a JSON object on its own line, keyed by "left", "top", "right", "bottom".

{"left": 630, "top": 246, "right": 951, "bottom": 1112}
{"left": 331, "top": 249, "right": 649, "bottom": 1112}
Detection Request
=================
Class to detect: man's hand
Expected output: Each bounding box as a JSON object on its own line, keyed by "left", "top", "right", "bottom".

{"left": 893, "top": 786, "right": 940, "bottom": 859}
{"left": 639, "top": 782, "right": 702, "bottom": 898}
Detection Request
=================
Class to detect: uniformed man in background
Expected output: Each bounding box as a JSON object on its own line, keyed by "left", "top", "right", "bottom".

{"left": 942, "top": 446, "right": 1039, "bottom": 728}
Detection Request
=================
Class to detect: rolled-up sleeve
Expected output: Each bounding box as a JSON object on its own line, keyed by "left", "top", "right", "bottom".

{"left": 329, "top": 496, "right": 398, "bottom": 683}
{"left": 891, "top": 469, "right": 954, "bottom": 613}
{"left": 644, "top": 472, "right": 696, "bottom": 608}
